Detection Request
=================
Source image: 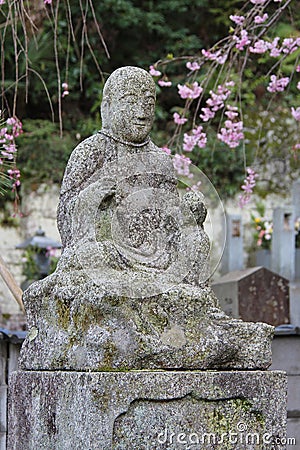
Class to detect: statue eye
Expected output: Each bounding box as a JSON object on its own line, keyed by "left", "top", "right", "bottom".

{"left": 120, "top": 94, "right": 136, "bottom": 104}
{"left": 145, "top": 98, "right": 155, "bottom": 107}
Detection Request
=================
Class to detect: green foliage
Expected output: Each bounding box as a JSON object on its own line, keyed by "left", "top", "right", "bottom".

{"left": 97, "top": 0, "right": 208, "bottom": 69}
{"left": 243, "top": 106, "right": 300, "bottom": 194}
{"left": 21, "top": 247, "right": 58, "bottom": 281}
{"left": 1, "top": 0, "right": 300, "bottom": 203}
{"left": 21, "top": 248, "right": 41, "bottom": 281}
{"left": 16, "top": 120, "right": 75, "bottom": 187}
{"left": 189, "top": 132, "right": 246, "bottom": 199}
{"left": 16, "top": 118, "right": 100, "bottom": 189}
{"left": 0, "top": 202, "right": 19, "bottom": 227}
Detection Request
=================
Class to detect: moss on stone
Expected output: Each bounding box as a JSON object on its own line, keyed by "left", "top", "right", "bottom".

{"left": 72, "top": 304, "right": 104, "bottom": 333}
{"left": 56, "top": 298, "right": 70, "bottom": 330}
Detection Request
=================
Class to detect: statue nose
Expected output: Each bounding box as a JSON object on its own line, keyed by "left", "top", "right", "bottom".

{"left": 136, "top": 103, "right": 146, "bottom": 118}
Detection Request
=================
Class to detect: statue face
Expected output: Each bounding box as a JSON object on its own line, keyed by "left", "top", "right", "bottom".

{"left": 109, "top": 84, "right": 156, "bottom": 143}
{"left": 101, "top": 67, "right": 156, "bottom": 144}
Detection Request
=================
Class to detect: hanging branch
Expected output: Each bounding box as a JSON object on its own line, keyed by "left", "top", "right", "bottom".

{"left": 0, "top": 0, "right": 109, "bottom": 131}
{"left": 0, "top": 255, "right": 24, "bottom": 313}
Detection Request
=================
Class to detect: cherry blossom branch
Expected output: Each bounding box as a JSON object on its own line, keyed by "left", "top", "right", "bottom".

{"left": 150, "top": 0, "right": 300, "bottom": 206}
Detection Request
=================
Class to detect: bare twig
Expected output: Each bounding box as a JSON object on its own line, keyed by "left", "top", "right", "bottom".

{"left": 52, "top": 0, "right": 63, "bottom": 136}
{"left": 0, "top": 254, "right": 24, "bottom": 313}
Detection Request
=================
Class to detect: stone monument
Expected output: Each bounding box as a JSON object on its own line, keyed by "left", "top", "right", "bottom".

{"left": 9, "top": 67, "right": 287, "bottom": 449}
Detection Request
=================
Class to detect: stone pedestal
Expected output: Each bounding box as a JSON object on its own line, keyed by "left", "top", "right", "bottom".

{"left": 8, "top": 370, "right": 287, "bottom": 450}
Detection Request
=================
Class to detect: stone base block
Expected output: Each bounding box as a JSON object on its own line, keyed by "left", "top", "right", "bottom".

{"left": 8, "top": 370, "right": 287, "bottom": 450}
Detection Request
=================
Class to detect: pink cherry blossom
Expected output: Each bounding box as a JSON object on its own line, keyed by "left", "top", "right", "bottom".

{"left": 0, "top": 117, "right": 22, "bottom": 193}
{"left": 3, "top": 143, "right": 17, "bottom": 153}
{"left": 192, "top": 126, "right": 207, "bottom": 148}
{"left": 62, "top": 82, "right": 69, "bottom": 97}
{"left": 173, "top": 154, "right": 192, "bottom": 177}
{"left": 296, "top": 65, "right": 300, "bottom": 73}
{"left": 5, "top": 134, "right": 13, "bottom": 141}
{"left": 44, "top": 0, "right": 52, "bottom": 4}
{"left": 149, "top": 65, "right": 161, "bottom": 77}
{"left": 7, "top": 168, "right": 20, "bottom": 186}
{"left": 183, "top": 125, "right": 207, "bottom": 152}
{"left": 254, "top": 14, "right": 268, "bottom": 24}
{"left": 291, "top": 107, "right": 300, "bottom": 121}
{"left": 161, "top": 146, "right": 171, "bottom": 155}
{"left": 250, "top": 0, "right": 267, "bottom": 4}
{"left": 200, "top": 83, "right": 233, "bottom": 121}
{"left": 202, "top": 49, "right": 215, "bottom": 60}
{"left": 216, "top": 53, "right": 228, "bottom": 64}
{"left": 200, "top": 107, "right": 215, "bottom": 122}
{"left": 217, "top": 119, "right": 244, "bottom": 148}
{"left": 202, "top": 49, "right": 227, "bottom": 65}
{"left": 158, "top": 80, "right": 172, "bottom": 87}
{"left": 225, "top": 105, "right": 239, "bottom": 120}
{"left": 186, "top": 180, "right": 202, "bottom": 192}
{"left": 206, "top": 93, "right": 224, "bottom": 111}
{"left": 173, "top": 113, "right": 187, "bottom": 125}
{"left": 233, "top": 30, "right": 251, "bottom": 51}
{"left": 182, "top": 126, "right": 207, "bottom": 152}
{"left": 297, "top": 82, "right": 300, "bottom": 90}
{"left": 229, "top": 15, "right": 245, "bottom": 26}
{"left": 269, "top": 37, "right": 281, "bottom": 57}
{"left": 183, "top": 134, "right": 198, "bottom": 152}
{"left": 238, "top": 168, "right": 258, "bottom": 208}
{"left": 186, "top": 61, "right": 200, "bottom": 71}
{"left": 0, "top": 0, "right": 5, "bottom": 5}
{"left": 249, "top": 39, "right": 270, "bottom": 54}
{"left": 177, "top": 82, "right": 203, "bottom": 99}
{"left": 208, "top": 83, "right": 233, "bottom": 110}
{"left": 241, "top": 168, "right": 257, "bottom": 193}
{"left": 1, "top": 151, "right": 13, "bottom": 159}
{"left": 281, "top": 38, "right": 300, "bottom": 55}
{"left": 267, "top": 75, "right": 289, "bottom": 93}
{"left": 5, "top": 117, "right": 22, "bottom": 138}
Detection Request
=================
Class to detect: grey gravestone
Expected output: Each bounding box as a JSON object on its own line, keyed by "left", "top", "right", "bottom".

{"left": 292, "top": 181, "right": 300, "bottom": 281}
{"left": 8, "top": 67, "right": 287, "bottom": 449}
{"left": 221, "top": 213, "right": 244, "bottom": 274}
{"left": 212, "top": 266, "right": 290, "bottom": 326}
{"left": 271, "top": 207, "right": 295, "bottom": 280}
{"left": 292, "top": 180, "right": 300, "bottom": 220}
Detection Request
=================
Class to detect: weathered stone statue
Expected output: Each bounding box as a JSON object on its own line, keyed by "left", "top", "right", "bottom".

{"left": 19, "top": 66, "right": 273, "bottom": 371}
{"left": 9, "top": 66, "right": 287, "bottom": 450}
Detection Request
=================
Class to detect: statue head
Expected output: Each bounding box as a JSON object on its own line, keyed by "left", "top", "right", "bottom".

{"left": 101, "top": 66, "right": 156, "bottom": 144}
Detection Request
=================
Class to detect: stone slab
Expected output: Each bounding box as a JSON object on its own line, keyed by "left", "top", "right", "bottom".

{"left": 8, "top": 370, "right": 287, "bottom": 450}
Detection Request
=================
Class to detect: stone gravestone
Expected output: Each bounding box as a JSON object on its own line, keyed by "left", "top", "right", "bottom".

{"left": 8, "top": 67, "right": 287, "bottom": 449}
{"left": 271, "top": 207, "right": 295, "bottom": 281}
{"left": 220, "top": 214, "right": 244, "bottom": 274}
{"left": 292, "top": 180, "right": 300, "bottom": 280}
{"left": 212, "top": 266, "right": 290, "bottom": 326}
